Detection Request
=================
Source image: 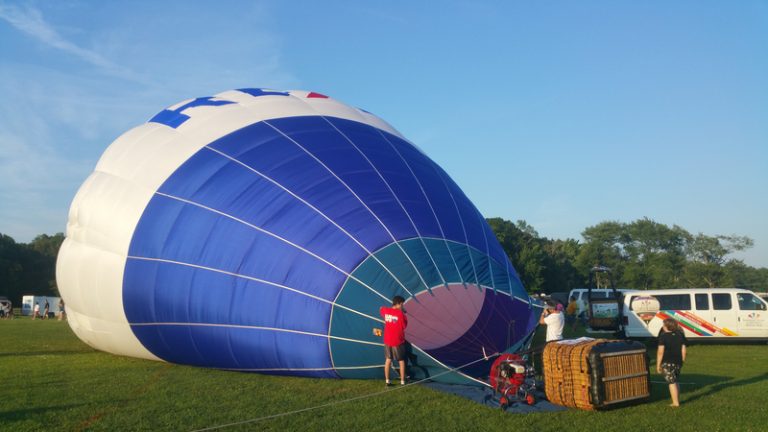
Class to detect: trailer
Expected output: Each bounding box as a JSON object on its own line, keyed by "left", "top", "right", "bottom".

{"left": 21, "top": 295, "right": 62, "bottom": 318}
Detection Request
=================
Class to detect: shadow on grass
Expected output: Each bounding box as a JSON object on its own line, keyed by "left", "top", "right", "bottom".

{"left": 682, "top": 372, "right": 768, "bottom": 404}
{"left": 648, "top": 372, "right": 768, "bottom": 404}
{"left": 648, "top": 373, "right": 730, "bottom": 403}
{"left": 0, "top": 350, "right": 91, "bottom": 357}
{"left": 0, "top": 402, "right": 93, "bottom": 422}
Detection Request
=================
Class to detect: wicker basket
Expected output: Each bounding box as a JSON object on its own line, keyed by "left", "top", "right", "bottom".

{"left": 543, "top": 338, "right": 650, "bottom": 410}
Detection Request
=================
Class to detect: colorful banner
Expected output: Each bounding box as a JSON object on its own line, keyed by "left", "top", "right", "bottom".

{"left": 655, "top": 310, "right": 737, "bottom": 337}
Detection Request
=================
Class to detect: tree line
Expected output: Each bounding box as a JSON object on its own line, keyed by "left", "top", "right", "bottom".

{"left": 488, "top": 217, "right": 768, "bottom": 294}
{"left": 1, "top": 218, "right": 767, "bottom": 305}
{"left": 1, "top": 233, "right": 64, "bottom": 305}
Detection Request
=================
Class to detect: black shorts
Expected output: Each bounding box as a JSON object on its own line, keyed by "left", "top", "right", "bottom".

{"left": 661, "top": 363, "right": 682, "bottom": 384}
{"left": 384, "top": 344, "right": 406, "bottom": 361}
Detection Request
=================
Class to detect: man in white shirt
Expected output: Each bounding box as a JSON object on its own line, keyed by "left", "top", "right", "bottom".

{"left": 539, "top": 301, "right": 564, "bottom": 342}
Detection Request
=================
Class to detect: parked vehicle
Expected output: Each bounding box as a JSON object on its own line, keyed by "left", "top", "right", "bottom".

{"left": 622, "top": 288, "right": 768, "bottom": 341}
{"left": 568, "top": 288, "right": 636, "bottom": 317}
{"left": 568, "top": 266, "right": 633, "bottom": 332}
{"left": 21, "top": 295, "right": 62, "bottom": 318}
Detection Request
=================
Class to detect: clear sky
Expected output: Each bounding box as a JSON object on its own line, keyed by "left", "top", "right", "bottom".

{"left": 1, "top": 0, "right": 766, "bottom": 267}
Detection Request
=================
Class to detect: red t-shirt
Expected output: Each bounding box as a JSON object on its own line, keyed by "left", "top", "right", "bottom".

{"left": 380, "top": 306, "right": 408, "bottom": 347}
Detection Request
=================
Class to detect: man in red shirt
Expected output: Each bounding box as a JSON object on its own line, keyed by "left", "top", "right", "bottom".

{"left": 380, "top": 295, "right": 408, "bottom": 386}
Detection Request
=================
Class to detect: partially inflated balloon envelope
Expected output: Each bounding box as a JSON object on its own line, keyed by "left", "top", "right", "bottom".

{"left": 57, "top": 89, "right": 538, "bottom": 384}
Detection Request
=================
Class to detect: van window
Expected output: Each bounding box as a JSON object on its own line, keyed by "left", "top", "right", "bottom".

{"left": 695, "top": 294, "right": 709, "bottom": 310}
{"left": 712, "top": 294, "right": 732, "bottom": 310}
{"left": 656, "top": 294, "right": 691, "bottom": 310}
{"left": 737, "top": 293, "right": 767, "bottom": 311}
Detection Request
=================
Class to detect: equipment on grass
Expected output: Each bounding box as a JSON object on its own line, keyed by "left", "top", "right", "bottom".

{"left": 587, "top": 266, "right": 624, "bottom": 332}
{"left": 489, "top": 354, "right": 537, "bottom": 408}
{"left": 543, "top": 338, "right": 650, "bottom": 410}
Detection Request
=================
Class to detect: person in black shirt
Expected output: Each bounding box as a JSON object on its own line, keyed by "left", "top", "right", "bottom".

{"left": 656, "top": 318, "right": 687, "bottom": 407}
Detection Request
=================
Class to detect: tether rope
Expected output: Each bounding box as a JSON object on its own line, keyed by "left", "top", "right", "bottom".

{"left": 190, "top": 352, "right": 502, "bottom": 432}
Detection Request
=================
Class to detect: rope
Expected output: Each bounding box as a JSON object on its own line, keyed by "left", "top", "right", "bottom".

{"left": 190, "top": 352, "right": 501, "bottom": 432}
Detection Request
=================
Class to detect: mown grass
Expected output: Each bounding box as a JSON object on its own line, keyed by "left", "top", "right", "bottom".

{"left": 1, "top": 318, "right": 766, "bottom": 431}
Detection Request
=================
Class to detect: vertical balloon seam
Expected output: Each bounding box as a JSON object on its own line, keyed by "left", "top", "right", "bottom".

{"left": 384, "top": 156, "right": 493, "bottom": 324}
{"left": 293, "top": 115, "right": 436, "bottom": 291}
{"left": 320, "top": 116, "right": 450, "bottom": 293}
{"left": 182, "top": 144, "right": 414, "bottom": 308}
{"left": 375, "top": 123, "right": 492, "bottom": 297}
{"left": 201, "top": 142, "right": 422, "bottom": 300}
{"left": 260, "top": 119, "right": 424, "bottom": 298}
{"left": 474, "top": 208, "right": 496, "bottom": 293}
{"left": 142, "top": 191, "right": 391, "bottom": 303}
{"left": 376, "top": 129, "right": 468, "bottom": 289}
{"left": 358, "top": 121, "right": 462, "bottom": 287}
{"left": 427, "top": 161, "right": 483, "bottom": 290}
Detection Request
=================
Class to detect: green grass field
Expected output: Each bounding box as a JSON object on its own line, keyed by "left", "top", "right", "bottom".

{"left": 1, "top": 317, "right": 766, "bottom": 431}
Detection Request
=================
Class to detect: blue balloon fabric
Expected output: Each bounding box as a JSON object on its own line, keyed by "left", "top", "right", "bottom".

{"left": 60, "top": 89, "right": 538, "bottom": 384}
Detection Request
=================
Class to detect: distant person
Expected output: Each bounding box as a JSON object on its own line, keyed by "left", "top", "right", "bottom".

{"left": 657, "top": 318, "right": 687, "bottom": 407}
{"left": 380, "top": 295, "right": 408, "bottom": 386}
{"left": 43, "top": 300, "right": 50, "bottom": 319}
{"left": 58, "top": 299, "right": 66, "bottom": 321}
{"left": 566, "top": 296, "right": 578, "bottom": 330}
{"left": 33, "top": 302, "right": 40, "bottom": 320}
{"left": 540, "top": 301, "right": 564, "bottom": 342}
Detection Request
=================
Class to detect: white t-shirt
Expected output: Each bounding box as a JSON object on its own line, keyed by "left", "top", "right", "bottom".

{"left": 544, "top": 312, "right": 565, "bottom": 342}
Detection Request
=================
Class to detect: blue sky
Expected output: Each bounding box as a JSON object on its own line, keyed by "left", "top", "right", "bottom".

{"left": 1, "top": 0, "right": 766, "bottom": 267}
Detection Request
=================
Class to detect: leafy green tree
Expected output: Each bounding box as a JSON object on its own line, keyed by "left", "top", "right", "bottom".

{"left": 620, "top": 219, "right": 689, "bottom": 289}
{"left": 541, "top": 238, "right": 583, "bottom": 293}
{"left": 488, "top": 218, "right": 584, "bottom": 294}
{"left": 0, "top": 234, "right": 25, "bottom": 303}
{"left": 0, "top": 232, "right": 65, "bottom": 304}
{"left": 487, "top": 218, "right": 546, "bottom": 292}
{"left": 574, "top": 219, "right": 757, "bottom": 290}
{"left": 683, "top": 234, "right": 754, "bottom": 287}
{"left": 724, "top": 260, "right": 768, "bottom": 290}
{"left": 576, "top": 221, "right": 627, "bottom": 283}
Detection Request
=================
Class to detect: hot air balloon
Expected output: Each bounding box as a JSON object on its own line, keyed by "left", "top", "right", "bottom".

{"left": 56, "top": 88, "right": 538, "bottom": 384}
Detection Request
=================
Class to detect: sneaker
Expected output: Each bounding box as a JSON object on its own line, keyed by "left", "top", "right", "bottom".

{"left": 385, "top": 380, "right": 392, "bottom": 387}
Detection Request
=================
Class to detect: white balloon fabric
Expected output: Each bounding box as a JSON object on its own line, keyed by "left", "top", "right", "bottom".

{"left": 57, "top": 89, "right": 538, "bottom": 383}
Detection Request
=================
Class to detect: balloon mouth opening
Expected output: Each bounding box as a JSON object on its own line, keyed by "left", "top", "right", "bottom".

{"left": 403, "top": 283, "right": 485, "bottom": 351}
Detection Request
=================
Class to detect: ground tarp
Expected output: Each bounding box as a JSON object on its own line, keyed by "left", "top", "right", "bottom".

{"left": 424, "top": 382, "right": 568, "bottom": 414}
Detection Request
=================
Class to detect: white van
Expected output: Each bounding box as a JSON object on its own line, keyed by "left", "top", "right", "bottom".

{"left": 622, "top": 288, "right": 768, "bottom": 341}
